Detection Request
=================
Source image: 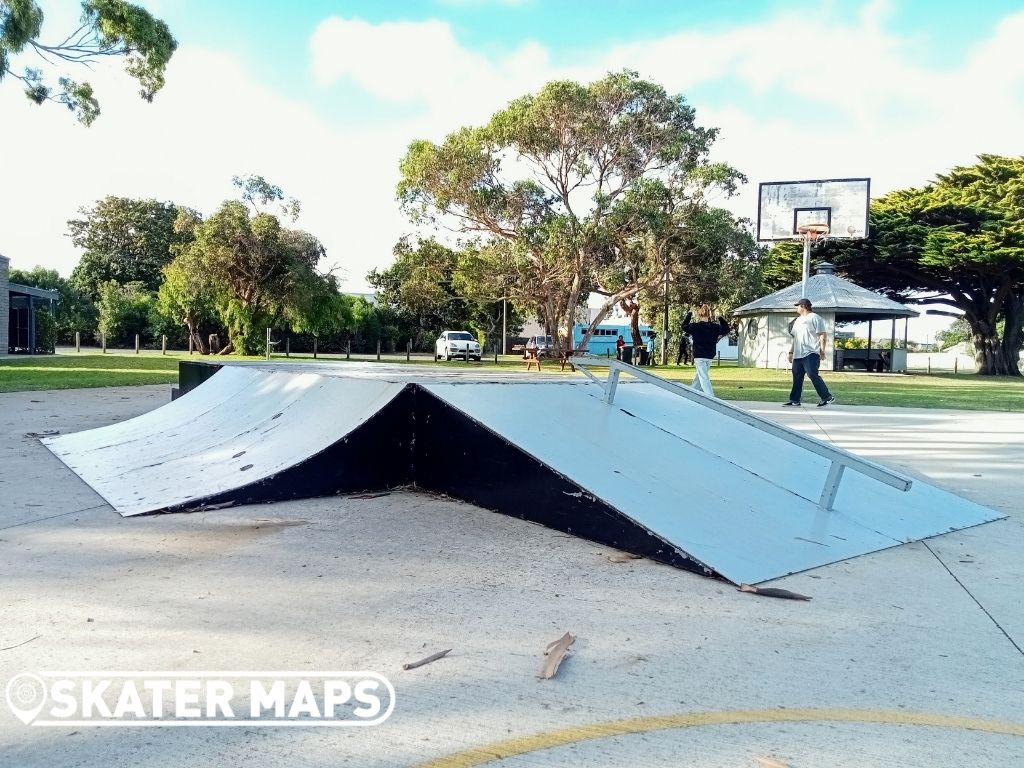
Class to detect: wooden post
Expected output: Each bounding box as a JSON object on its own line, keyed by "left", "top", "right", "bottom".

{"left": 101, "top": 333, "right": 106, "bottom": 354}
{"left": 954, "top": 357, "right": 958, "bottom": 374}
{"left": 313, "top": 337, "right": 318, "bottom": 359}
{"left": 161, "top": 335, "right": 167, "bottom": 355}
{"left": 75, "top": 331, "right": 81, "bottom": 353}
{"left": 376, "top": 339, "right": 381, "bottom": 361}
{"left": 135, "top": 334, "right": 140, "bottom": 354}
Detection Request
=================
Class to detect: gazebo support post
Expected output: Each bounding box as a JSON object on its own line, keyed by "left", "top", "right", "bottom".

{"left": 890, "top": 318, "right": 896, "bottom": 372}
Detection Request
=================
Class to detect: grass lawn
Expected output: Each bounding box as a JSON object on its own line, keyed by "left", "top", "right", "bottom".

{"left": 647, "top": 361, "right": 1024, "bottom": 412}
{"left": 0, "top": 353, "right": 182, "bottom": 392}
{"left": 1, "top": 350, "right": 1021, "bottom": 411}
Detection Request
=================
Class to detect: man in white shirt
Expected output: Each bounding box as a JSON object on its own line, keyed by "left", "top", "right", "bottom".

{"left": 784, "top": 298, "right": 836, "bottom": 407}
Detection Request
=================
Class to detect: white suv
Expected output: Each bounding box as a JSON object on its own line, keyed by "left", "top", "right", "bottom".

{"left": 435, "top": 330, "right": 482, "bottom": 361}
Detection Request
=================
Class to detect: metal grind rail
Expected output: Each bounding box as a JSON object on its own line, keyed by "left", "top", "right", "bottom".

{"left": 572, "top": 357, "right": 912, "bottom": 512}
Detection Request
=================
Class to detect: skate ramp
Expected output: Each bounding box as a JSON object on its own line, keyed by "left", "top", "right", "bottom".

{"left": 43, "top": 366, "right": 409, "bottom": 516}
{"left": 43, "top": 362, "right": 1004, "bottom": 583}
{"left": 424, "top": 380, "right": 1002, "bottom": 584}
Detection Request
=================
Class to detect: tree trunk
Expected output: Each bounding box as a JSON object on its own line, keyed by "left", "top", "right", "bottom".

{"left": 186, "top": 324, "right": 208, "bottom": 355}
{"left": 617, "top": 297, "right": 642, "bottom": 346}
{"left": 970, "top": 324, "right": 1017, "bottom": 375}
{"left": 963, "top": 299, "right": 1022, "bottom": 375}
{"left": 999, "top": 293, "right": 1023, "bottom": 377}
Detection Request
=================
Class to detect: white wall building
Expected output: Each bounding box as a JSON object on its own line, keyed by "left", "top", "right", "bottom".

{"left": 733, "top": 264, "right": 919, "bottom": 372}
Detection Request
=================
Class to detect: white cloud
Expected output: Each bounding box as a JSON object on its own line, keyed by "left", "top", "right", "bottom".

{"left": 310, "top": 16, "right": 552, "bottom": 133}
{"left": 596, "top": 7, "right": 1023, "bottom": 209}
{"left": 2, "top": 3, "right": 1022, "bottom": 312}
{"left": 0, "top": 46, "right": 409, "bottom": 290}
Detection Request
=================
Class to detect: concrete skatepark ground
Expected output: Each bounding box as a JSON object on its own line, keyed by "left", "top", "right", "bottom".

{"left": 1, "top": 380, "right": 1022, "bottom": 766}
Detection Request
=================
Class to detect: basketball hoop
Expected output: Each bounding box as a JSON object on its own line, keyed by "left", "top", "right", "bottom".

{"left": 796, "top": 223, "right": 830, "bottom": 243}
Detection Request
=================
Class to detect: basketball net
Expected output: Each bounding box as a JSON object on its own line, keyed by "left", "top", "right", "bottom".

{"left": 796, "top": 223, "right": 830, "bottom": 243}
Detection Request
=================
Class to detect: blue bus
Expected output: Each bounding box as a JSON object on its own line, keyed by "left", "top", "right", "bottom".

{"left": 572, "top": 322, "right": 655, "bottom": 357}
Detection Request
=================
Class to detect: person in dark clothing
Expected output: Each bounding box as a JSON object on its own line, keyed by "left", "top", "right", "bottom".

{"left": 675, "top": 331, "right": 692, "bottom": 365}
{"left": 682, "top": 305, "right": 729, "bottom": 396}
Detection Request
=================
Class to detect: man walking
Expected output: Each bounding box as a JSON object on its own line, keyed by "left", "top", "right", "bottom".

{"left": 784, "top": 298, "right": 835, "bottom": 407}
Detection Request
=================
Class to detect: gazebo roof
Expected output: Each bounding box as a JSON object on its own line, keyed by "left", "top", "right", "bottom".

{"left": 733, "top": 263, "right": 919, "bottom": 322}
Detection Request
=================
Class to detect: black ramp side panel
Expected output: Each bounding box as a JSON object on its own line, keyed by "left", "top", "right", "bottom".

{"left": 163, "top": 385, "right": 417, "bottom": 512}
{"left": 410, "top": 385, "right": 715, "bottom": 577}
{"left": 178, "top": 360, "right": 224, "bottom": 394}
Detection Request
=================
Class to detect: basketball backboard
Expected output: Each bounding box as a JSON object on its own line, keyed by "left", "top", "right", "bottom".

{"left": 757, "top": 177, "right": 870, "bottom": 242}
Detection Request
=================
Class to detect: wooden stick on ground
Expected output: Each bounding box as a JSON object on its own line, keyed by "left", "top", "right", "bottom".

{"left": 402, "top": 648, "right": 452, "bottom": 671}
{"left": 539, "top": 632, "right": 575, "bottom": 680}
{"left": 0, "top": 634, "right": 41, "bottom": 652}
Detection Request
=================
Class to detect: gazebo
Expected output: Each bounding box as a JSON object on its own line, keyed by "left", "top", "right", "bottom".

{"left": 733, "top": 263, "right": 919, "bottom": 372}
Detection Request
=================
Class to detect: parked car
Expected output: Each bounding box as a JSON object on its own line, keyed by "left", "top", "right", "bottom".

{"left": 435, "top": 330, "right": 482, "bottom": 361}
{"left": 524, "top": 335, "right": 555, "bottom": 358}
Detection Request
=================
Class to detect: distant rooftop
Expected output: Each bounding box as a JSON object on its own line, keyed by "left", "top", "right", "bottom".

{"left": 8, "top": 282, "right": 59, "bottom": 301}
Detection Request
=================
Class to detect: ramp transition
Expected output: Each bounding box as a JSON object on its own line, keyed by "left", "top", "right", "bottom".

{"left": 43, "top": 362, "right": 1004, "bottom": 584}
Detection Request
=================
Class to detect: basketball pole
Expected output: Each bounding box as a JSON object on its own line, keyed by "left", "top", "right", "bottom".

{"left": 800, "top": 235, "right": 811, "bottom": 297}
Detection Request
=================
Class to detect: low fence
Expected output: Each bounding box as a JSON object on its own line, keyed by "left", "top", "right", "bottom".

{"left": 906, "top": 352, "right": 978, "bottom": 373}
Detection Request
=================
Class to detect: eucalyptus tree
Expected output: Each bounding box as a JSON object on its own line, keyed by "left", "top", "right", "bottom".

{"left": 283, "top": 268, "right": 353, "bottom": 355}
{"left": 368, "top": 237, "right": 514, "bottom": 349}
{"left": 1, "top": 0, "right": 176, "bottom": 124}
{"left": 156, "top": 246, "right": 217, "bottom": 353}
{"left": 170, "top": 201, "right": 327, "bottom": 355}
{"left": 398, "top": 70, "right": 744, "bottom": 355}
{"left": 68, "top": 196, "right": 191, "bottom": 299}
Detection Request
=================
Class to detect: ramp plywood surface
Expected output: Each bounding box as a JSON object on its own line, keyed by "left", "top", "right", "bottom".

{"left": 42, "top": 364, "right": 1004, "bottom": 583}
{"left": 43, "top": 367, "right": 406, "bottom": 516}
{"left": 425, "top": 381, "right": 1002, "bottom": 584}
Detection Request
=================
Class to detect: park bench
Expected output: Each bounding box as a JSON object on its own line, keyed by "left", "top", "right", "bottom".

{"left": 835, "top": 348, "right": 889, "bottom": 372}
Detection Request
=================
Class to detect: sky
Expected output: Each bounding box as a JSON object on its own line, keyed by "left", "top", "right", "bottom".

{"left": 3, "top": 0, "right": 1023, "bottom": 342}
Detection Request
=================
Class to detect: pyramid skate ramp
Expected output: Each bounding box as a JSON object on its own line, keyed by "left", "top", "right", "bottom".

{"left": 43, "top": 362, "right": 1004, "bottom": 583}
{"left": 425, "top": 380, "right": 1002, "bottom": 584}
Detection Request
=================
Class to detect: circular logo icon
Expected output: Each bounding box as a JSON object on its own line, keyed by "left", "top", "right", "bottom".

{"left": 5, "top": 673, "right": 48, "bottom": 725}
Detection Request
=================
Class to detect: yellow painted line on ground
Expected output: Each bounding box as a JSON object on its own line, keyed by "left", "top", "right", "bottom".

{"left": 416, "top": 708, "right": 1024, "bottom": 768}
